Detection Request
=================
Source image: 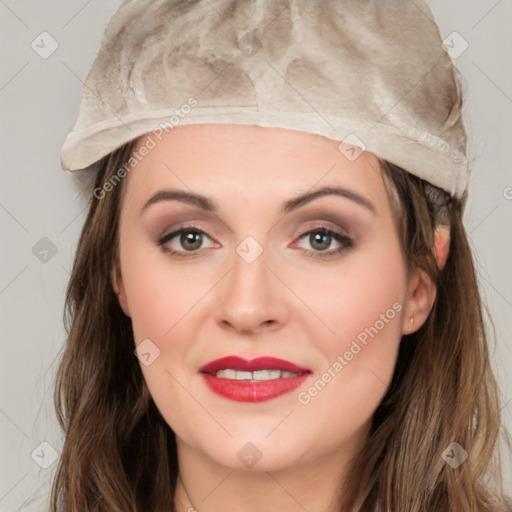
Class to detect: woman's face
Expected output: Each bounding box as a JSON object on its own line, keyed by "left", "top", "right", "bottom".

{"left": 114, "top": 124, "right": 423, "bottom": 472}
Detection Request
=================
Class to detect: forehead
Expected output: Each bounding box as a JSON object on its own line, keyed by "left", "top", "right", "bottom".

{"left": 124, "top": 123, "right": 388, "bottom": 212}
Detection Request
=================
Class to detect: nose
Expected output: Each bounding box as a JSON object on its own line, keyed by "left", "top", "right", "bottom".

{"left": 214, "top": 246, "right": 290, "bottom": 335}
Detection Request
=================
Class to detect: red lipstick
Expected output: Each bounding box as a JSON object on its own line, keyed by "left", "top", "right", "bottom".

{"left": 198, "top": 356, "right": 312, "bottom": 402}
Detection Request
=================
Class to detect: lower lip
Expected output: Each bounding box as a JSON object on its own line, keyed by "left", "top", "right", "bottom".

{"left": 201, "top": 373, "right": 310, "bottom": 402}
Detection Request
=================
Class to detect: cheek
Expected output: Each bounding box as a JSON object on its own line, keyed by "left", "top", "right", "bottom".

{"left": 118, "top": 236, "right": 224, "bottom": 407}
{"left": 120, "top": 240, "right": 209, "bottom": 342}
{"left": 292, "top": 237, "right": 406, "bottom": 341}
{"left": 293, "top": 239, "right": 406, "bottom": 438}
{"left": 119, "top": 244, "right": 212, "bottom": 433}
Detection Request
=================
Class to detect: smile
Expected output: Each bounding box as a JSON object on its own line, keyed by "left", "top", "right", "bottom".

{"left": 215, "top": 369, "right": 299, "bottom": 380}
{"left": 199, "top": 356, "right": 312, "bottom": 402}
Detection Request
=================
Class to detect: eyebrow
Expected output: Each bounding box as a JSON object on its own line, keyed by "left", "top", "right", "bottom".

{"left": 140, "top": 186, "right": 376, "bottom": 217}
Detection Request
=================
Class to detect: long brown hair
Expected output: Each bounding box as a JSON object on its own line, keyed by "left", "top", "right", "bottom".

{"left": 343, "top": 159, "right": 511, "bottom": 511}
{"left": 50, "top": 140, "right": 511, "bottom": 511}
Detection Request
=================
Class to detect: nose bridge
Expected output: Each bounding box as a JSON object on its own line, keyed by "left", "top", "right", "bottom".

{"left": 215, "top": 238, "right": 288, "bottom": 333}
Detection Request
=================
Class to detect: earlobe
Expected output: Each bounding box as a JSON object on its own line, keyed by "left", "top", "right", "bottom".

{"left": 402, "top": 269, "right": 437, "bottom": 334}
{"left": 111, "top": 267, "right": 131, "bottom": 317}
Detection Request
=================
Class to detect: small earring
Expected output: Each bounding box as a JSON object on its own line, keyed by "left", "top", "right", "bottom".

{"left": 410, "top": 316, "right": 414, "bottom": 326}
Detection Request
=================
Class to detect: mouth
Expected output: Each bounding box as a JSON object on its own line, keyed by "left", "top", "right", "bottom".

{"left": 198, "top": 356, "right": 312, "bottom": 402}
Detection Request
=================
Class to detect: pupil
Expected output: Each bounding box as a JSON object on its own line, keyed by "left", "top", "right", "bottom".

{"left": 181, "top": 231, "right": 202, "bottom": 250}
{"left": 311, "top": 232, "right": 330, "bottom": 251}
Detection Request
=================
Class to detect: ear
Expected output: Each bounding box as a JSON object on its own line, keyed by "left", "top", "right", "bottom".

{"left": 401, "top": 268, "right": 437, "bottom": 334}
{"left": 111, "top": 266, "right": 131, "bottom": 317}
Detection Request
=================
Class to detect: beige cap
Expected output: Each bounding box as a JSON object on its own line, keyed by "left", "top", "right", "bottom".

{"left": 61, "top": 0, "right": 470, "bottom": 200}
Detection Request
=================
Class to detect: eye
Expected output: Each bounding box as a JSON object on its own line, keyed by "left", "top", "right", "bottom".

{"left": 295, "top": 227, "right": 353, "bottom": 258}
{"left": 157, "top": 225, "right": 353, "bottom": 259}
{"left": 157, "top": 226, "right": 217, "bottom": 257}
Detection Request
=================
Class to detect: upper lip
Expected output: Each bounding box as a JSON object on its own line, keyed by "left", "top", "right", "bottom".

{"left": 199, "top": 356, "right": 311, "bottom": 375}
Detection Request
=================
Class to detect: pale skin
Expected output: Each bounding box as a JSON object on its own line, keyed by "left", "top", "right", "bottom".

{"left": 112, "top": 124, "right": 436, "bottom": 512}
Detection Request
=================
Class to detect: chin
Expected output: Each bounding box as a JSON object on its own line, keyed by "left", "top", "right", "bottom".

{"left": 180, "top": 431, "right": 313, "bottom": 473}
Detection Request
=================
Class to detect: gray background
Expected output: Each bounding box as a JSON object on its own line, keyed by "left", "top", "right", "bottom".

{"left": 0, "top": 1, "right": 511, "bottom": 510}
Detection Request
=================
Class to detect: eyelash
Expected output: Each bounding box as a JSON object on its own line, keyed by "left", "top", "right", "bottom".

{"left": 157, "top": 225, "right": 354, "bottom": 259}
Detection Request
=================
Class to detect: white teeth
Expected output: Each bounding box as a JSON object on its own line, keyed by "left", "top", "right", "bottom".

{"left": 216, "top": 369, "right": 236, "bottom": 379}
{"left": 253, "top": 370, "right": 273, "bottom": 380}
{"left": 215, "top": 369, "right": 299, "bottom": 380}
